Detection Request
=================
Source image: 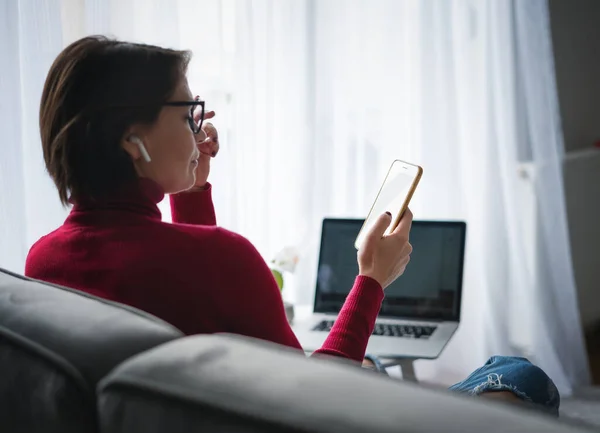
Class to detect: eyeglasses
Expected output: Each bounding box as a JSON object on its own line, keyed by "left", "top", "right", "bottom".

{"left": 87, "top": 96, "right": 206, "bottom": 135}
{"left": 163, "top": 96, "right": 205, "bottom": 134}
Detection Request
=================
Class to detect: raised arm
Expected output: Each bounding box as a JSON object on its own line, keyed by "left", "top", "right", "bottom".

{"left": 170, "top": 111, "right": 220, "bottom": 226}
{"left": 211, "top": 228, "right": 386, "bottom": 363}
{"left": 208, "top": 210, "right": 413, "bottom": 364}
{"left": 169, "top": 183, "right": 217, "bottom": 226}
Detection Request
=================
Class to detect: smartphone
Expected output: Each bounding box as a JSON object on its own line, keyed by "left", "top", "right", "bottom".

{"left": 354, "top": 159, "right": 423, "bottom": 250}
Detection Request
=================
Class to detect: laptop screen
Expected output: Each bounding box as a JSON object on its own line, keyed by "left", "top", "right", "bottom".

{"left": 313, "top": 219, "right": 466, "bottom": 321}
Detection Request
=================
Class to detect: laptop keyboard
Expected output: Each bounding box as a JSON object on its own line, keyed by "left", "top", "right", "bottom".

{"left": 312, "top": 320, "right": 437, "bottom": 339}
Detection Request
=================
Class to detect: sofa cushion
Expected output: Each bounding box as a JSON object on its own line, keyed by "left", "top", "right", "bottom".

{"left": 98, "top": 334, "right": 593, "bottom": 433}
{"left": 0, "top": 268, "right": 183, "bottom": 432}
{"left": 0, "top": 331, "right": 93, "bottom": 433}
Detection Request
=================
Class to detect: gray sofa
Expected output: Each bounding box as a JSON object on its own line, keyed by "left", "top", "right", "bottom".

{"left": 0, "top": 268, "right": 593, "bottom": 432}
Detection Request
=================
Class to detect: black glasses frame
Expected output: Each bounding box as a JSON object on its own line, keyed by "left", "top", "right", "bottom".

{"left": 87, "top": 97, "right": 206, "bottom": 135}
{"left": 163, "top": 96, "right": 205, "bottom": 134}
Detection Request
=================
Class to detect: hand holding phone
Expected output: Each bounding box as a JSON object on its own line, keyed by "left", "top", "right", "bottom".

{"left": 355, "top": 159, "right": 423, "bottom": 250}
{"left": 357, "top": 208, "right": 414, "bottom": 289}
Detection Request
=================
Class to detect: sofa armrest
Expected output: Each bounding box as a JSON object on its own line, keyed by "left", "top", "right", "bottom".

{"left": 97, "top": 334, "right": 593, "bottom": 433}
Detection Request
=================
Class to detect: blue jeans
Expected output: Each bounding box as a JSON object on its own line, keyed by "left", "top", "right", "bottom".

{"left": 449, "top": 356, "right": 560, "bottom": 416}
{"left": 364, "top": 355, "right": 560, "bottom": 416}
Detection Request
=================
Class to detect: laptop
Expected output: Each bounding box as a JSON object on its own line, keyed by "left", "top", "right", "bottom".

{"left": 293, "top": 218, "right": 466, "bottom": 359}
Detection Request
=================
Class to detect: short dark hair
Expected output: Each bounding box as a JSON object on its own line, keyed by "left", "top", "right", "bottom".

{"left": 39, "top": 35, "right": 191, "bottom": 205}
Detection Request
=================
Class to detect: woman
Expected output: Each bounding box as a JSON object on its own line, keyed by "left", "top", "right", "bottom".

{"left": 26, "top": 36, "right": 559, "bottom": 415}
{"left": 25, "top": 35, "right": 412, "bottom": 364}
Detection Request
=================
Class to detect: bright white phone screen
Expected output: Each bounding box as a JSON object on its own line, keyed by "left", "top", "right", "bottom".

{"left": 355, "top": 160, "right": 421, "bottom": 250}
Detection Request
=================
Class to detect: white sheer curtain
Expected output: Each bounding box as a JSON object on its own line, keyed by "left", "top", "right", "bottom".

{"left": 0, "top": 0, "right": 69, "bottom": 272}
{"left": 0, "top": 0, "right": 589, "bottom": 395}
{"left": 310, "top": 0, "right": 591, "bottom": 392}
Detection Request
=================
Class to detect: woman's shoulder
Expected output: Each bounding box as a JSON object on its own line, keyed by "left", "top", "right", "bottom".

{"left": 27, "top": 228, "right": 61, "bottom": 257}
{"left": 164, "top": 223, "right": 270, "bottom": 279}
{"left": 167, "top": 223, "right": 260, "bottom": 258}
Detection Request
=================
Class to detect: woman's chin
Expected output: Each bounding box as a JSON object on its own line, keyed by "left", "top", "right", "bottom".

{"left": 165, "top": 177, "right": 196, "bottom": 195}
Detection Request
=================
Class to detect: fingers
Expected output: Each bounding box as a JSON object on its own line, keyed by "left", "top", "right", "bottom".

{"left": 197, "top": 137, "right": 219, "bottom": 158}
{"left": 384, "top": 251, "right": 411, "bottom": 287}
{"left": 197, "top": 138, "right": 219, "bottom": 157}
{"left": 193, "top": 108, "right": 216, "bottom": 123}
{"left": 365, "top": 212, "right": 393, "bottom": 244}
{"left": 395, "top": 258, "right": 410, "bottom": 280}
{"left": 393, "top": 244, "right": 412, "bottom": 279}
{"left": 398, "top": 242, "right": 413, "bottom": 265}
{"left": 391, "top": 207, "right": 413, "bottom": 238}
{"left": 195, "top": 121, "right": 220, "bottom": 157}
{"left": 202, "top": 122, "right": 218, "bottom": 141}
{"left": 206, "top": 137, "right": 219, "bottom": 157}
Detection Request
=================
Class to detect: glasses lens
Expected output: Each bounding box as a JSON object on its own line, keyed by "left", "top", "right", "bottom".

{"left": 190, "top": 99, "right": 204, "bottom": 134}
{"left": 196, "top": 104, "right": 204, "bottom": 133}
{"left": 189, "top": 106, "right": 198, "bottom": 133}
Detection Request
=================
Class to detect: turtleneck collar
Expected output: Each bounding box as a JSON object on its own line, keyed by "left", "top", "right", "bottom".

{"left": 69, "top": 178, "right": 165, "bottom": 221}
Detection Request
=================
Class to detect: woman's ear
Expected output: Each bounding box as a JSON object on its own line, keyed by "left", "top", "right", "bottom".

{"left": 122, "top": 133, "right": 142, "bottom": 160}
{"left": 122, "top": 133, "right": 151, "bottom": 162}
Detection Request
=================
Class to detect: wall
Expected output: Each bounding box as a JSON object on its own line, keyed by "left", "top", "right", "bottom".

{"left": 548, "top": 0, "right": 600, "bottom": 328}
{"left": 548, "top": 0, "right": 600, "bottom": 153}
{"left": 562, "top": 150, "right": 600, "bottom": 328}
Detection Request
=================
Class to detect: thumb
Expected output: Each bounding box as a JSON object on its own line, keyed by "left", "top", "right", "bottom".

{"left": 365, "top": 212, "right": 393, "bottom": 243}
{"left": 391, "top": 208, "right": 413, "bottom": 236}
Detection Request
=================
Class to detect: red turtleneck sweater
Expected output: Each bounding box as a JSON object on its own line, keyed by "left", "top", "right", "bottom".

{"left": 25, "top": 179, "right": 384, "bottom": 362}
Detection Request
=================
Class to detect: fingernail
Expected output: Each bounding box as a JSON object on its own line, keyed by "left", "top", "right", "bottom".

{"left": 211, "top": 151, "right": 217, "bottom": 157}
{"left": 385, "top": 211, "right": 392, "bottom": 217}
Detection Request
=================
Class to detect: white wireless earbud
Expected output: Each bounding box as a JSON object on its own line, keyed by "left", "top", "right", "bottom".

{"left": 129, "top": 136, "right": 151, "bottom": 163}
